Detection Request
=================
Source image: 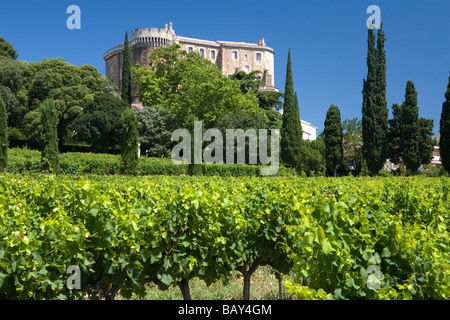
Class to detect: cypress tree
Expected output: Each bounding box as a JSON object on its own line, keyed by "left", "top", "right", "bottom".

{"left": 362, "top": 28, "right": 377, "bottom": 174}
{"left": 362, "top": 26, "right": 388, "bottom": 175}
{"left": 418, "top": 118, "right": 435, "bottom": 166}
{"left": 120, "top": 107, "right": 139, "bottom": 175}
{"left": 440, "top": 77, "right": 450, "bottom": 173}
{"left": 387, "top": 103, "right": 402, "bottom": 165}
{"left": 280, "top": 49, "right": 303, "bottom": 170}
{"left": 375, "top": 24, "right": 389, "bottom": 166}
{"left": 0, "top": 96, "right": 7, "bottom": 171}
{"left": 400, "top": 81, "right": 420, "bottom": 173}
{"left": 324, "top": 104, "right": 343, "bottom": 177}
{"left": 122, "top": 31, "right": 132, "bottom": 105}
{"left": 39, "top": 99, "right": 60, "bottom": 173}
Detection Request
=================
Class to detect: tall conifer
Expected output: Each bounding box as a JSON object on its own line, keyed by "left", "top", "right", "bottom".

{"left": 39, "top": 99, "right": 60, "bottom": 173}
{"left": 362, "top": 28, "right": 377, "bottom": 174}
{"left": 120, "top": 107, "right": 139, "bottom": 175}
{"left": 387, "top": 103, "right": 402, "bottom": 165}
{"left": 280, "top": 49, "right": 303, "bottom": 170}
{"left": 122, "top": 31, "right": 132, "bottom": 105}
{"left": 401, "top": 81, "right": 420, "bottom": 173}
{"left": 362, "top": 25, "right": 388, "bottom": 175}
{"left": 324, "top": 104, "right": 343, "bottom": 177}
{"left": 440, "top": 77, "right": 450, "bottom": 173}
{"left": 0, "top": 97, "right": 7, "bottom": 171}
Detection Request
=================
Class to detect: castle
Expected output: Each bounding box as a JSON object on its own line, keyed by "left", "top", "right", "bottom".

{"left": 103, "top": 23, "right": 318, "bottom": 141}
{"left": 103, "top": 23, "right": 277, "bottom": 98}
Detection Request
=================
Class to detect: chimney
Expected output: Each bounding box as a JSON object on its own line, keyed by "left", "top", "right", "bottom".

{"left": 169, "top": 22, "right": 173, "bottom": 31}
{"left": 165, "top": 24, "right": 168, "bottom": 31}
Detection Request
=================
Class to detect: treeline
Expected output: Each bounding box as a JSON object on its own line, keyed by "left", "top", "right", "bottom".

{"left": 279, "top": 25, "right": 449, "bottom": 177}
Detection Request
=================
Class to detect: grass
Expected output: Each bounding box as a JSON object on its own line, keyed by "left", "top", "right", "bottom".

{"left": 129, "top": 266, "right": 296, "bottom": 300}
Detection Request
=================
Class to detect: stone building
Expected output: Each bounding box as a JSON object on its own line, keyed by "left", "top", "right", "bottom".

{"left": 103, "top": 22, "right": 277, "bottom": 106}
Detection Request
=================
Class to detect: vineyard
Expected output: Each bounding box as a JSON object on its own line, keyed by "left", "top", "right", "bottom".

{"left": 0, "top": 174, "right": 449, "bottom": 300}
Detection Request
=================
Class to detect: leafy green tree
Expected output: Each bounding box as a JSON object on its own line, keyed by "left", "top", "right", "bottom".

{"left": 387, "top": 103, "right": 403, "bottom": 165}
{"left": 440, "top": 77, "right": 450, "bottom": 173}
{"left": 418, "top": 118, "right": 435, "bottom": 166}
{"left": 401, "top": 81, "right": 420, "bottom": 173}
{"left": 362, "top": 26, "right": 388, "bottom": 175}
{"left": 0, "top": 37, "right": 18, "bottom": 60}
{"left": 280, "top": 49, "right": 303, "bottom": 170}
{"left": 70, "top": 93, "right": 127, "bottom": 153}
{"left": 39, "top": 99, "right": 59, "bottom": 173}
{"left": 230, "top": 70, "right": 264, "bottom": 94}
{"left": 133, "top": 44, "right": 261, "bottom": 129}
{"left": 0, "top": 96, "right": 7, "bottom": 171}
{"left": 342, "top": 117, "right": 363, "bottom": 174}
{"left": 120, "top": 107, "right": 138, "bottom": 175}
{"left": 122, "top": 31, "right": 132, "bottom": 105}
{"left": 300, "top": 138, "right": 326, "bottom": 176}
{"left": 136, "top": 107, "right": 175, "bottom": 158}
{"left": 324, "top": 105, "right": 343, "bottom": 176}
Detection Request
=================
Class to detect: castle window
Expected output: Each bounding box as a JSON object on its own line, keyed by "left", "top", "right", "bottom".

{"left": 256, "top": 53, "right": 262, "bottom": 62}
{"left": 210, "top": 50, "right": 216, "bottom": 60}
{"left": 199, "top": 48, "right": 205, "bottom": 57}
{"left": 244, "top": 65, "right": 250, "bottom": 72}
{"left": 232, "top": 51, "right": 238, "bottom": 60}
{"left": 244, "top": 54, "right": 248, "bottom": 61}
{"left": 188, "top": 47, "right": 194, "bottom": 53}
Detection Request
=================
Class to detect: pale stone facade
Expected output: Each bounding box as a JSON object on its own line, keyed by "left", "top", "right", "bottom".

{"left": 103, "top": 22, "right": 277, "bottom": 104}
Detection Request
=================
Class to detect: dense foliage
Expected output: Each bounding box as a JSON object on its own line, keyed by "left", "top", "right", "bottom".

{"left": 0, "top": 57, "right": 118, "bottom": 149}
{"left": 0, "top": 174, "right": 449, "bottom": 300}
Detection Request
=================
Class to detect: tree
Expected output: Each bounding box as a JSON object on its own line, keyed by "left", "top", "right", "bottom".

{"left": 324, "top": 105, "right": 343, "bottom": 177}
{"left": 39, "top": 99, "right": 59, "bottom": 173}
{"left": 229, "top": 70, "right": 264, "bottom": 94}
{"left": 401, "top": 81, "right": 420, "bottom": 173}
{"left": 136, "top": 107, "right": 175, "bottom": 158}
{"left": 362, "top": 26, "right": 388, "bottom": 175}
{"left": 133, "top": 44, "right": 261, "bottom": 129}
{"left": 300, "top": 138, "right": 326, "bottom": 176}
{"left": 342, "top": 117, "right": 363, "bottom": 174}
{"left": 440, "top": 77, "right": 450, "bottom": 173}
{"left": 0, "top": 37, "right": 18, "bottom": 60}
{"left": 280, "top": 49, "right": 303, "bottom": 170}
{"left": 0, "top": 96, "right": 7, "bottom": 171}
{"left": 387, "top": 103, "right": 402, "bottom": 165}
{"left": 418, "top": 118, "right": 435, "bottom": 166}
{"left": 120, "top": 107, "right": 138, "bottom": 175}
{"left": 70, "top": 92, "right": 127, "bottom": 153}
{"left": 375, "top": 24, "right": 389, "bottom": 166}
{"left": 121, "top": 31, "right": 132, "bottom": 105}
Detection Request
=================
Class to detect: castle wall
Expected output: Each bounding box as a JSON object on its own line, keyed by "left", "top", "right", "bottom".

{"left": 104, "top": 23, "right": 277, "bottom": 101}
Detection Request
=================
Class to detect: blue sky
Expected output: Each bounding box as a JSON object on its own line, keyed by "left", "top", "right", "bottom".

{"left": 1, "top": 0, "right": 449, "bottom": 134}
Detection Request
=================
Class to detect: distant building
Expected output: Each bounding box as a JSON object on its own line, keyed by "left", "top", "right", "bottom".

{"left": 277, "top": 109, "right": 318, "bottom": 141}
